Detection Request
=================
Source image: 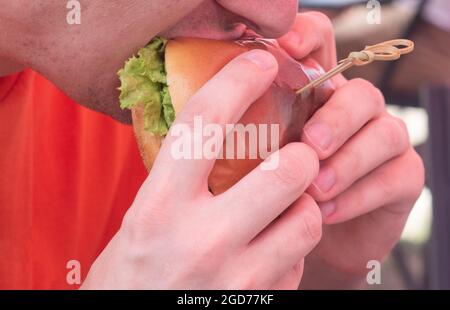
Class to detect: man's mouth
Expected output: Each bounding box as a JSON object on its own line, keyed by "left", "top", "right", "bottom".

{"left": 161, "top": 21, "right": 260, "bottom": 42}
{"left": 223, "top": 22, "right": 249, "bottom": 40}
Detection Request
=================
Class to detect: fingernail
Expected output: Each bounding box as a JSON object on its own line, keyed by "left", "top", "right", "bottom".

{"left": 319, "top": 201, "right": 336, "bottom": 219}
{"left": 313, "top": 167, "right": 336, "bottom": 193}
{"left": 304, "top": 122, "right": 333, "bottom": 152}
{"left": 243, "top": 50, "right": 276, "bottom": 71}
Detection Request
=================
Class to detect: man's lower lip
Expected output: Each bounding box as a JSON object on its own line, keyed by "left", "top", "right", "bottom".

{"left": 240, "top": 28, "right": 261, "bottom": 40}
{"left": 164, "top": 23, "right": 253, "bottom": 41}
{"left": 229, "top": 23, "right": 248, "bottom": 40}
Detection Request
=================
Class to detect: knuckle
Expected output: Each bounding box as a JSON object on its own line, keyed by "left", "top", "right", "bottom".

{"left": 118, "top": 210, "right": 164, "bottom": 268}
{"left": 176, "top": 105, "right": 218, "bottom": 135}
{"left": 120, "top": 207, "right": 150, "bottom": 239}
{"left": 373, "top": 170, "right": 397, "bottom": 202}
{"left": 221, "top": 66, "right": 254, "bottom": 90}
{"left": 120, "top": 210, "right": 141, "bottom": 241}
{"left": 349, "top": 77, "right": 374, "bottom": 90}
{"left": 272, "top": 160, "right": 304, "bottom": 189}
{"left": 298, "top": 203, "right": 323, "bottom": 244}
{"left": 350, "top": 78, "right": 385, "bottom": 113}
{"left": 228, "top": 50, "right": 276, "bottom": 81}
{"left": 120, "top": 205, "right": 164, "bottom": 244}
{"left": 341, "top": 145, "right": 362, "bottom": 176}
{"left": 310, "top": 11, "right": 334, "bottom": 35}
{"left": 273, "top": 143, "right": 319, "bottom": 189}
{"left": 326, "top": 95, "right": 351, "bottom": 120}
{"left": 377, "top": 116, "right": 410, "bottom": 153}
{"left": 351, "top": 187, "right": 366, "bottom": 210}
{"left": 120, "top": 189, "right": 176, "bottom": 243}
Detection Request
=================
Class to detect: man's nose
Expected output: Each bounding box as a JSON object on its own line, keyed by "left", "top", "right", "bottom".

{"left": 216, "top": 0, "right": 298, "bottom": 38}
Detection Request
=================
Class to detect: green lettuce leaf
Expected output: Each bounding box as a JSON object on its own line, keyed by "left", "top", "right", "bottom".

{"left": 118, "top": 37, "right": 175, "bottom": 136}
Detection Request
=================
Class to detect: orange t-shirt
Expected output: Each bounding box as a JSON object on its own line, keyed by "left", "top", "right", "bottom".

{"left": 0, "top": 69, "right": 148, "bottom": 289}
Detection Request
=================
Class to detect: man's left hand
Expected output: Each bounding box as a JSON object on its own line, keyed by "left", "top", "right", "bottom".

{"left": 277, "top": 12, "right": 425, "bottom": 288}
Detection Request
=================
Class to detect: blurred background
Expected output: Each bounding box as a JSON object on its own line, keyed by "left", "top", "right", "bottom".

{"left": 300, "top": 0, "right": 450, "bottom": 289}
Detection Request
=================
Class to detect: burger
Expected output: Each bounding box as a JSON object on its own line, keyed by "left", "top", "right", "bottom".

{"left": 118, "top": 36, "right": 334, "bottom": 194}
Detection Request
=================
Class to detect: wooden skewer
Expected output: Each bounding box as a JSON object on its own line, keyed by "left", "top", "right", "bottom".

{"left": 296, "top": 39, "right": 415, "bottom": 96}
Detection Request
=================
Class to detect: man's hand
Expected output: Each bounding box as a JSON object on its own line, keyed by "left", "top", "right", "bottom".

{"left": 278, "top": 12, "right": 425, "bottom": 289}
{"left": 82, "top": 50, "right": 322, "bottom": 289}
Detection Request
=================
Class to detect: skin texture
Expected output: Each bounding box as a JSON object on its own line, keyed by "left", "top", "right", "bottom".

{"left": 0, "top": 0, "right": 297, "bottom": 123}
{"left": 278, "top": 13, "right": 424, "bottom": 288}
{"left": 0, "top": 1, "right": 424, "bottom": 289}
{"left": 82, "top": 51, "right": 322, "bottom": 289}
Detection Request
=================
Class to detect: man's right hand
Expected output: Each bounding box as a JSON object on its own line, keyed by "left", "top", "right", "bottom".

{"left": 81, "top": 50, "right": 322, "bottom": 290}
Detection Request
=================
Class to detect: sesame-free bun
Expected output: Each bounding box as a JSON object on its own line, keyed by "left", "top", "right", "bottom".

{"left": 132, "top": 37, "right": 334, "bottom": 194}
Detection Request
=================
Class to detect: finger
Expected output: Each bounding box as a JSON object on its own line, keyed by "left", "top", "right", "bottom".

{"left": 148, "top": 50, "right": 278, "bottom": 195}
{"left": 308, "top": 115, "right": 410, "bottom": 201}
{"left": 302, "top": 79, "right": 385, "bottom": 160}
{"left": 318, "top": 148, "right": 425, "bottom": 224}
{"left": 270, "top": 260, "right": 304, "bottom": 290}
{"left": 239, "top": 194, "right": 321, "bottom": 288}
{"left": 216, "top": 143, "right": 319, "bottom": 243}
{"left": 278, "top": 12, "right": 337, "bottom": 70}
